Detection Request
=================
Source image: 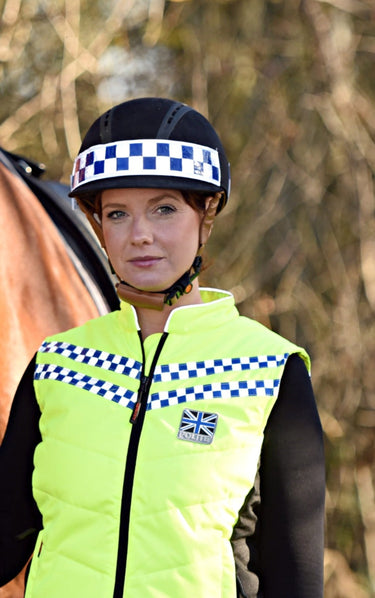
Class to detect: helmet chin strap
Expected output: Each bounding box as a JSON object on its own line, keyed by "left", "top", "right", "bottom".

{"left": 116, "top": 255, "right": 203, "bottom": 310}
{"left": 78, "top": 193, "right": 221, "bottom": 311}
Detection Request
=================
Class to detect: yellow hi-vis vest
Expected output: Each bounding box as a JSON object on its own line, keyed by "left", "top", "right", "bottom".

{"left": 27, "top": 289, "right": 309, "bottom": 598}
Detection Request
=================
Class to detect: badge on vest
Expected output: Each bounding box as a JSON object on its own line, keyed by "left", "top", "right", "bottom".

{"left": 177, "top": 409, "right": 218, "bottom": 444}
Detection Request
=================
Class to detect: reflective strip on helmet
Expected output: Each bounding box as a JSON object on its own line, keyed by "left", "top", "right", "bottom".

{"left": 70, "top": 139, "right": 221, "bottom": 192}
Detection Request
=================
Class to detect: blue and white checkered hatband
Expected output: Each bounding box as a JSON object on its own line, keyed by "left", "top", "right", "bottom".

{"left": 71, "top": 138, "right": 221, "bottom": 193}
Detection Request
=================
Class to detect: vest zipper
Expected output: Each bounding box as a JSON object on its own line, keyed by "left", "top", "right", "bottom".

{"left": 113, "top": 330, "right": 168, "bottom": 598}
{"left": 130, "top": 371, "right": 149, "bottom": 424}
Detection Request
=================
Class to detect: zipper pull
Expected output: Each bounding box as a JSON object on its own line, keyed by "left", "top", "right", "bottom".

{"left": 130, "top": 401, "right": 141, "bottom": 424}
{"left": 130, "top": 375, "right": 148, "bottom": 424}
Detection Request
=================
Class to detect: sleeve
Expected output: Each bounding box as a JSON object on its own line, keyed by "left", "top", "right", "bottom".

{"left": 0, "top": 355, "right": 43, "bottom": 587}
{"left": 231, "top": 353, "right": 325, "bottom": 598}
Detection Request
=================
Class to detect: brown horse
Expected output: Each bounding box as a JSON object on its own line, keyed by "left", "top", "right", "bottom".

{"left": 0, "top": 153, "right": 117, "bottom": 597}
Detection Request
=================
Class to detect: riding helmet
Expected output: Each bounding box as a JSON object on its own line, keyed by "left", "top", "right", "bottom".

{"left": 69, "top": 97, "right": 230, "bottom": 213}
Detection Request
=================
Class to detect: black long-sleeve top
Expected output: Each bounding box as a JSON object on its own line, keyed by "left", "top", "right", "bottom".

{"left": 0, "top": 354, "right": 325, "bottom": 597}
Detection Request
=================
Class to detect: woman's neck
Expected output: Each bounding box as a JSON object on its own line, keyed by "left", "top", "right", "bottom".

{"left": 135, "top": 282, "right": 202, "bottom": 339}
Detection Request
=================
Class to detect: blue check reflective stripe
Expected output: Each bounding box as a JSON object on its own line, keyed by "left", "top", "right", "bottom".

{"left": 36, "top": 342, "right": 286, "bottom": 411}
{"left": 39, "top": 341, "right": 142, "bottom": 379}
{"left": 71, "top": 138, "right": 221, "bottom": 192}
{"left": 147, "top": 379, "right": 280, "bottom": 411}
{"left": 34, "top": 364, "right": 137, "bottom": 407}
{"left": 153, "top": 353, "right": 289, "bottom": 382}
{"left": 35, "top": 362, "right": 281, "bottom": 411}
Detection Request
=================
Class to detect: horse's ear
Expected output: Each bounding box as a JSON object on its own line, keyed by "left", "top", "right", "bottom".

{"left": 76, "top": 198, "right": 106, "bottom": 248}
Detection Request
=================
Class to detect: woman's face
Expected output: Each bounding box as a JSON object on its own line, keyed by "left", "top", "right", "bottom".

{"left": 101, "top": 187, "right": 203, "bottom": 294}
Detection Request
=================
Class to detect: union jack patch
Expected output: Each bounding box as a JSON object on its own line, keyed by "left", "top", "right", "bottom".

{"left": 177, "top": 409, "right": 218, "bottom": 444}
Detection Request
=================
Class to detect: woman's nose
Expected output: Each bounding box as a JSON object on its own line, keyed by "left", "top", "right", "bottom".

{"left": 130, "top": 215, "right": 153, "bottom": 244}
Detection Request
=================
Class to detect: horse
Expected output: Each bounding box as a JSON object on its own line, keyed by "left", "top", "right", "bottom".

{"left": 0, "top": 148, "right": 119, "bottom": 597}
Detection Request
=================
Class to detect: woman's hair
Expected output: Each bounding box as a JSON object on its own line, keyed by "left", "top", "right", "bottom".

{"left": 181, "top": 190, "right": 212, "bottom": 213}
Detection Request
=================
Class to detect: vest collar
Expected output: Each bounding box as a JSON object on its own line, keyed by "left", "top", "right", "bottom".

{"left": 118, "top": 288, "right": 237, "bottom": 335}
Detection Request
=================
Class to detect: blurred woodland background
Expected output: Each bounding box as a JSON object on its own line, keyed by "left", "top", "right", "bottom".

{"left": 1, "top": 0, "right": 375, "bottom": 596}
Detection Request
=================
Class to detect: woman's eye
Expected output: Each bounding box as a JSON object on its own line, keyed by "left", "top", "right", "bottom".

{"left": 156, "top": 204, "right": 176, "bottom": 215}
{"left": 105, "top": 210, "right": 126, "bottom": 220}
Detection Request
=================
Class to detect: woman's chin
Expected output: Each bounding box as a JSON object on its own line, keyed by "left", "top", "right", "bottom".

{"left": 122, "top": 280, "right": 171, "bottom": 294}
{"left": 120, "top": 272, "right": 180, "bottom": 294}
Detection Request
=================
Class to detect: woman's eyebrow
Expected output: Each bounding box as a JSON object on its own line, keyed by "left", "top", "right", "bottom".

{"left": 101, "top": 202, "right": 126, "bottom": 210}
{"left": 147, "top": 192, "right": 182, "bottom": 204}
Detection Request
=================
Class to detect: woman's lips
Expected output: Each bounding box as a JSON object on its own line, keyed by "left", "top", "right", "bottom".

{"left": 128, "top": 256, "right": 163, "bottom": 267}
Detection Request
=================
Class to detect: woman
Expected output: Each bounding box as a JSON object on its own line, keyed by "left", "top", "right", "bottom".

{"left": 0, "top": 97, "right": 325, "bottom": 597}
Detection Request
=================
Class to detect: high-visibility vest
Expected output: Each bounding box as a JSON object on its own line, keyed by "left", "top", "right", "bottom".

{"left": 27, "top": 289, "right": 309, "bottom": 598}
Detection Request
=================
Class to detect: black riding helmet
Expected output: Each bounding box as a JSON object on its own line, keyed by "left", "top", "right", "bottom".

{"left": 69, "top": 97, "right": 230, "bottom": 309}
{"left": 69, "top": 97, "right": 230, "bottom": 210}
